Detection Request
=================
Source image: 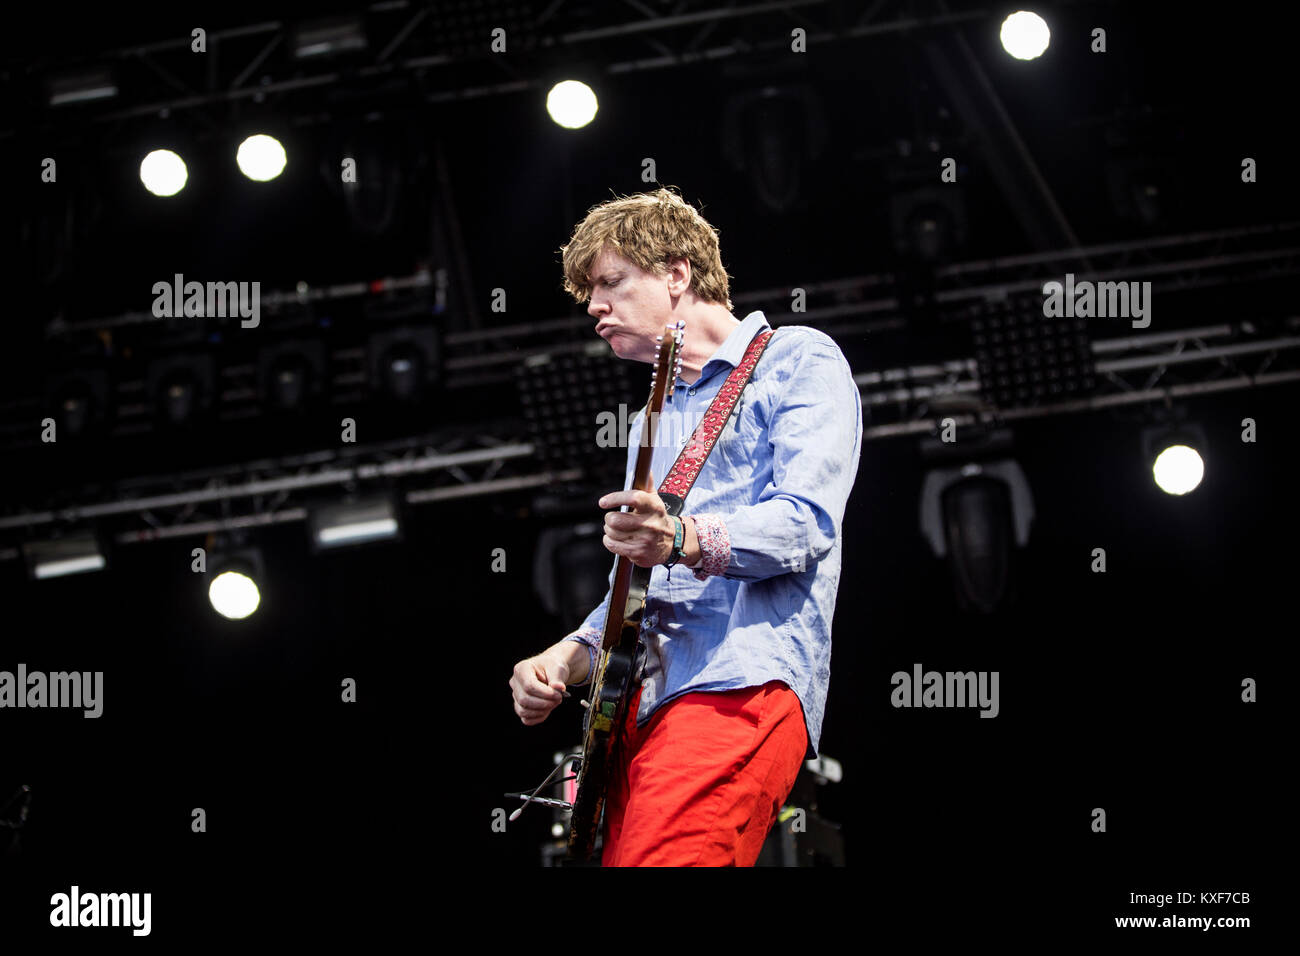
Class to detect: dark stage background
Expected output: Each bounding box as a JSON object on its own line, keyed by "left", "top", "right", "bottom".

{"left": 1, "top": 0, "right": 1292, "bottom": 941}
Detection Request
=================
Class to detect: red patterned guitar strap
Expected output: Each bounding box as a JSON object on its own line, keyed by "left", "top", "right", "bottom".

{"left": 657, "top": 326, "right": 778, "bottom": 507}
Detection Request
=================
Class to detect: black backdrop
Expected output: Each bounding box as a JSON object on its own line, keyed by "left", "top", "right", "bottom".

{"left": 1, "top": 0, "right": 1292, "bottom": 941}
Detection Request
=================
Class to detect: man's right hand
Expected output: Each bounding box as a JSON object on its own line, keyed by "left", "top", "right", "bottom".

{"left": 509, "top": 654, "right": 571, "bottom": 726}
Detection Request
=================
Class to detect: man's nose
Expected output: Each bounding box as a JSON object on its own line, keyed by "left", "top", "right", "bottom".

{"left": 588, "top": 298, "right": 608, "bottom": 318}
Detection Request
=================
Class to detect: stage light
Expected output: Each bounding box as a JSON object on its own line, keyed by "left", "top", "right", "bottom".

{"left": 271, "top": 359, "right": 307, "bottom": 408}
{"left": 267, "top": 355, "right": 308, "bottom": 410}
{"left": 970, "top": 293, "right": 1095, "bottom": 409}
{"left": 291, "top": 16, "right": 366, "bottom": 59}
{"left": 532, "top": 520, "right": 615, "bottom": 627}
{"left": 148, "top": 355, "right": 214, "bottom": 428}
{"left": 382, "top": 344, "right": 422, "bottom": 401}
{"left": 918, "top": 428, "right": 1034, "bottom": 614}
{"left": 906, "top": 202, "right": 950, "bottom": 261}
{"left": 48, "top": 68, "right": 117, "bottom": 106}
{"left": 890, "top": 186, "right": 967, "bottom": 263}
{"left": 208, "top": 569, "right": 261, "bottom": 620}
{"left": 332, "top": 124, "right": 408, "bottom": 237}
{"left": 206, "top": 543, "right": 265, "bottom": 619}
{"left": 367, "top": 326, "right": 440, "bottom": 405}
{"left": 1000, "top": 11, "right": 1050, "bottom": 60}
{"left": 721, "top": 85, "right": 827, "bottom": 214}
{"left": 1141, "top": 422, "right": 1207, "bottom": 497}
{"left": 59, "top": 388, "right": 92, "bottom": 435}
{"left": 140, "top": 149, "right": 188, "bottom": 197}
{"left": 237, "top": 134, "right": 287, "bottom": 182}
{"left": 516, "top": 343, "right": 635, "bottom": 479}
{"left": 547, "top": 81, "right": 598, "bottom": 129}
{"left": 1107, "top": 156, "right": 1170, "bottom": 229}
{"left": 258, "top": 340, "right": 325, "bottom": 414}
{"left": 1152, "top": 444, "right": 1204, "bottom": 496}
{"left": 45, "top": 369, "right": 109, "bottom": 439}
{"left": 160, "top": 376, "right": 197, "bottom": 424}
{"left": 309, "top": 496, "right": 401, "bottom": 550}
{"left": 22, "top": 532, "right": 106, "bottom": 580}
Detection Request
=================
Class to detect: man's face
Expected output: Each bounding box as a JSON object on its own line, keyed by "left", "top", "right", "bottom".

{"left": 586, "top": 247, "right": 674, "bottom": 363}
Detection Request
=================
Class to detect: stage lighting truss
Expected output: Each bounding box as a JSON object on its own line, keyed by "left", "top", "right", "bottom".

{"left": 0, "top": 428, "right": 584, "bottom": 565}
{"left": 5, "top": 227, "right": 1300, "bottom": 568}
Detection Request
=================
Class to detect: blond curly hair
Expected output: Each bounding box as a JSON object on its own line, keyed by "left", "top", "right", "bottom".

{"left": 559, "top": 186, "right": 733, "bottom": 312}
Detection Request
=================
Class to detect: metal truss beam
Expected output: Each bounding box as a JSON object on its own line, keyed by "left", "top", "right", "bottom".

{"left": 0, "top": 427, "right": 584, "bottom": 561}
{"left": 2, "top": 1, "right": 1010, "bottom": 137}
{"left": 6, "top": 221, "right": 1298, "bottom": 561}
{"left": 856, "top": 317, "right": 1300, "bottom": 438}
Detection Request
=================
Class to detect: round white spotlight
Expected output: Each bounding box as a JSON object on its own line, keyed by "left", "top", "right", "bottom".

{"left": 140, "top": 149, "right": 188, "bottom": 197}
{"left": 208, "top": 569, "right": 262, "bottom": 619}
{"left": 236, "top": 134, "right": 288, "bottom": 181}
{"left": 1000, "top": 11, "right": 1051, "bottom": 60}
{"left": 1152, "top": 444, "right": 1204, "bottom": 496}
{"left": 546, "top": 80, "right": 598, "bottom": 129}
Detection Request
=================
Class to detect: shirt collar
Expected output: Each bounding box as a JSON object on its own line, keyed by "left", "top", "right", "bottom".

{"left": 696, "top": 310, "right": 771, "bottom": 380}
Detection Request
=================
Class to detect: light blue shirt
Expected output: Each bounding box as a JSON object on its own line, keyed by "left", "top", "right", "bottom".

{"left": 564, "top": 310, "right": 863, "bottom": 757}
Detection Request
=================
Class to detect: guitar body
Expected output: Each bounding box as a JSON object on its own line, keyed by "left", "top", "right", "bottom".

{"left": 567, "top": 320, "right": 685, "bottom": 863}
{"left": 568, "top": 492, "right": 682, "bottom": 862}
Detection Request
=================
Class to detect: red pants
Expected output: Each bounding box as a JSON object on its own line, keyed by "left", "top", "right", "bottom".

{"left": 600, "top": 679, "right": 807, "bottom": 866}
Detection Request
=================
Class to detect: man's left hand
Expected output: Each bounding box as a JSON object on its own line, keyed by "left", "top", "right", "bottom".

{"left": 599, "top": 490, "right": 675, "bottom": 568}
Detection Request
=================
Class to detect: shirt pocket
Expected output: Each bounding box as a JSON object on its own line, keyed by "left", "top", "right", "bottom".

{"left": 714, "top": 384, "right": 767, "bottom": 473}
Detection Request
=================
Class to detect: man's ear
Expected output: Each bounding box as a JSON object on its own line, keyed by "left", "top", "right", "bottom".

{"left": 666, "top": 257, "right": 691, "bottom": 296}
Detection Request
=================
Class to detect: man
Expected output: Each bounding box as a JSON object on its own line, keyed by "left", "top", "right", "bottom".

{"left": 509, "top": 187, "right": 862, "bottom": 865}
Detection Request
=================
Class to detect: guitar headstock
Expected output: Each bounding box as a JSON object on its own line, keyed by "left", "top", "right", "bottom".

{"left": 648, "top": 319, "right": 685, "bottom": 413}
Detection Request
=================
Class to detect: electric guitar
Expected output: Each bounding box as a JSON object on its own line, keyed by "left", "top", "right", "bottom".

{"left": 568, "top": 319, "right": 685, "bottom": 861}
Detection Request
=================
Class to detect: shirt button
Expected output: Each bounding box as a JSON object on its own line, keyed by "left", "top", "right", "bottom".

{"left": 688, "top": 388, "right": 696, "bottom": 396}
